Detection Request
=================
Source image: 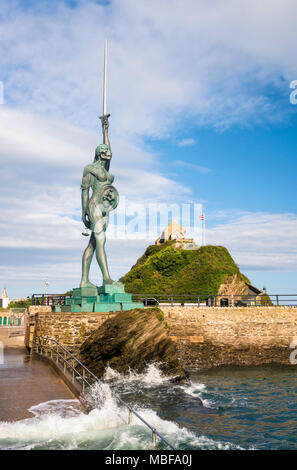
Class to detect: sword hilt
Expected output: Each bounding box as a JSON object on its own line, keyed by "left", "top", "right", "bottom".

{"left": 99, "top": 113, "right": 110, "bottom": 123}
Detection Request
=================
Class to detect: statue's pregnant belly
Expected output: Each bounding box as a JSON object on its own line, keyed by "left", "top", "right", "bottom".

{"left": 88, "top": 183, "right": 119, "bottom": 223}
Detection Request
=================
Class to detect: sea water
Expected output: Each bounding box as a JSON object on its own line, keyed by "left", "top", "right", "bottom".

{"left": 0, "top": 364, "right": 296, "bottom": 450}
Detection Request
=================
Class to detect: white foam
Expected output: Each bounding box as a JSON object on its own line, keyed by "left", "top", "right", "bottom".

{"left": 103, "top": 363, "right": 166, "bottom": 386}
{"left": 0, "top": 380, "right": 241, "bottom": 450}
{"left": 180, "top": 382, "right": 214, "bottom": 408}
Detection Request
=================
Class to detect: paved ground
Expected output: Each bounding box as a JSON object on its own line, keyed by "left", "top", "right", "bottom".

{"left": 0, "top": 328, "right": 78, "bottom": 422}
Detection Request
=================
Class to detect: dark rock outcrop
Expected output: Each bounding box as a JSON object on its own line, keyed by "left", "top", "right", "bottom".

{"left": 79, "top": 307, "right": 187, "bottom": 382}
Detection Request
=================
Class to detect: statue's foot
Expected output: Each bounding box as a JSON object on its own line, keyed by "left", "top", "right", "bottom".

{"left": 80, "top": 280, "right": 97, "bottom": 288}
{"left": 103, "top": 278, "right": 124, "bottom": 287}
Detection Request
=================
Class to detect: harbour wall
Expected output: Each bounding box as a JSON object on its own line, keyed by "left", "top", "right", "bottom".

{"left": 26, "top": 306, "right": 297, "bottom": 368}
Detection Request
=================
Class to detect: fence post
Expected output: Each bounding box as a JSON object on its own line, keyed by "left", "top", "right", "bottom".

{"left": 128, "top": 408, "right": 132, "bottom": 425}
{"left": 276, "top": 295, "right": 279, "bottom": 306}
{"left": 64, "top": 351, "right": 66, "bottom": 373}
{"left": 198, "top": 296, "right": 200, "bottom": 307}
{"left": 152, "top": 430, "right": 156, "bottom": 449}
{"left": 82, "top": 368, "right": 85, "bottom": 394}
{"left": 72, "top": 359, "right": 75, "bottom": 383}
{"left": 170, "top": 296, "right": 173, "bottom": 306}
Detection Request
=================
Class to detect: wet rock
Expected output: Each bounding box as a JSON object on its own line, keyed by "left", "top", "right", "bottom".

{"left": 79, "top": 308, "right": 188, "bottom": 382}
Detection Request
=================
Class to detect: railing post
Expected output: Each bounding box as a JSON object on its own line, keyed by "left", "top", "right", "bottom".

{"left": 198, "top": 296, "right": 200, "bottom": 307}
{"left": 56, "top": 344, "right": 59, "bottom": 364}
{"left": 72, "top": 359, "right": 75, "bottom": 383}
{"left": 276, "top": 295, "right": 279, "bottom": 306}
{"left": 170, "top": 296, "right": 173, "bottom": 306}
{"left": 64, "top": 351, "right": 66, "bottom": 373}
{"left": 128, "top": 408, "right": 132, "bottom": 425}
{"left": 82, "top": 368, "right": 86, "bottom": 394}
{"left": 152, "top": 430, "right": 156, "bottom": 449}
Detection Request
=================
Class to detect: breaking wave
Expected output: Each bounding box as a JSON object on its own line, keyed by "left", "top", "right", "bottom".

{"left": 0, "top": 364, "right": 242, "bottom": 450}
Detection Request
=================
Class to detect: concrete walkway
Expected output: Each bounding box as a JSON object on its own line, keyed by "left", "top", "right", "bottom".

{"left": 0, "top": 328, "right": 79, "bottom": 422}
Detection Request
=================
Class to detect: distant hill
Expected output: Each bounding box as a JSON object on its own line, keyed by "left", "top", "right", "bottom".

{"left": 120, "top": 242, "right": 251, "bottom": 296}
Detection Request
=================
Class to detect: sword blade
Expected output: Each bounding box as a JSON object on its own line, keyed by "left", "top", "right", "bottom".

{"left": 103, "top": 39, "right": 107, "bottom": 116}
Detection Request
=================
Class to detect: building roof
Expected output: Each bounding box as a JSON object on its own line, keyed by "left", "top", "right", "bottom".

{"left": 157, "top": 220, "right": 185, "bottom": 242}
{"left": 246, "top": 284, "right": 263, "bottom": 295}
{"left": 2, "top": 288, "right": 8, "bottom": 298}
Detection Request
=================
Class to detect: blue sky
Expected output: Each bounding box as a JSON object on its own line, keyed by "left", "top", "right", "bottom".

{"left": 0, "top": 0, "right": 296, "bottom": 298}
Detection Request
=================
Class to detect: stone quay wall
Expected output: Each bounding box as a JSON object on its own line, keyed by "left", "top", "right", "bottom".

{"left": 27, "top": 305, "right": 297, "bottom": 369}
{"left": 162, "top": 306, "right": 297, "bottom": 368}
{"left": 26, "top": 306, "right": 116, "bottom": 356}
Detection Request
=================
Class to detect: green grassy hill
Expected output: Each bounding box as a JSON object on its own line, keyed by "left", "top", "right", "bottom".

{"left": 120, "top": 242, "right": 250, "bottom": 296}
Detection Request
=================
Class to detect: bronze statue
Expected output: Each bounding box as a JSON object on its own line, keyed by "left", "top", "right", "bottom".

{"left": 80, "top": 114, "right": 119, "bottom": 288}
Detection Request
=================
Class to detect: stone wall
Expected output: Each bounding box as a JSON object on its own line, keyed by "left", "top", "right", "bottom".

{"left": 27, "top": 305, "right": 297, "bottom": 368}
{"left": 163, "top": 306, "right": 297, "bottom": 368}
{"left": 27, "top": 306, "right": 116, "bottom": 355}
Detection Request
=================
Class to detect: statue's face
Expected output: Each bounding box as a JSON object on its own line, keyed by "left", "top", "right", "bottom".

{"left": 100, "top": 145, "right": 112, "bottom": 160}
{"left": 95, "top": 144, "right": 111, "bottom": 160}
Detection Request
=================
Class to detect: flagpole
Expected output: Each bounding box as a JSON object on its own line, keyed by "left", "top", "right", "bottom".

{"left": 201, "top": 205, "right": 204, "bottom": 246}
{"left": 203, "top": 212, "right": 206, "bottom": 246}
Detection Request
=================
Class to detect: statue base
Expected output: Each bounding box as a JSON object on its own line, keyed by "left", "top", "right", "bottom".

{"left": 54, "top": 283, "right": 143, "bottom": 313}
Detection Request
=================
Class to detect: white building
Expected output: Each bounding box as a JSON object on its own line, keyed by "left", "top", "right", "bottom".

{"left": 155, "top": 220, "right": 197, "bottom": 249}
{"left": 0, "top": 288, "right": 9, "bottom": 309}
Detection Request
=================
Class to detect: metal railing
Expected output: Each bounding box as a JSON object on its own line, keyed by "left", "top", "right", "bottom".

{"left": 31, "top": 294, "right": 71, "bottom": 306}
{"left": 132, "top": 293, "right": 297, "bottom": 307}
{"left": 31, "top": 293, "right": 297, "bottom": 308}
{"left": 35, "top": 336, "right": 175, "bottom": 450}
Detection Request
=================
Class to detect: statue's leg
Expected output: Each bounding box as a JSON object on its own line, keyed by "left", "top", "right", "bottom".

{"left": 94, "top": 229, "right": 113, "bottom": 284}
{"left": 80, "top": 233, "right": 97, "bottom": 288}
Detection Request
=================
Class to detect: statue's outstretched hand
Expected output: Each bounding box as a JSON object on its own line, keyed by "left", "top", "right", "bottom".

{"left": 100, "top": 113, "right": 110, "bottom": 130}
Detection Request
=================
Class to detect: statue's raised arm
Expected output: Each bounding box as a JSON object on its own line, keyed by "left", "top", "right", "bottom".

{"left": 99, "top": 114, "right": 111, "bottom": 171}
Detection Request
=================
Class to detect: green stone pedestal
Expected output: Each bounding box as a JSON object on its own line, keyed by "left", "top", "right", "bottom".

{"left": 56, "top": 283, "right": 143, "bottom": 313}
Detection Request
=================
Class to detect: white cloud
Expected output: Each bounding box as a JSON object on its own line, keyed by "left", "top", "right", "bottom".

{"left": 206, "top": 212, "right": 297, "bottom": 271}
{"left": 0, "top": 0, "right": 296, "bottom": 136}
{"left": 178, "top": 138, "right": 196, "bottom": 147}
{"left": 173, "top": 160, "right": 211, "bottom": 174}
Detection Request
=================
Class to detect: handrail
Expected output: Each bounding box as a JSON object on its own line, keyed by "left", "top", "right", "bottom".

{"left": 31, "top": 293, "right": 297, "bottom": 307}
{"left": 35, "top": 336, "right": 175, "bottom": 450}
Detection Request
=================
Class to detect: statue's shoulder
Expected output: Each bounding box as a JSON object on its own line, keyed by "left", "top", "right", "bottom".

{"left": 83, "top": 163, "right": 94, "bottom": 175}
{"left": 84, "top": 162, "right": 106, "bottom": 178}
{"left": 83, "top": 162, "right": 104, "bottom": 177}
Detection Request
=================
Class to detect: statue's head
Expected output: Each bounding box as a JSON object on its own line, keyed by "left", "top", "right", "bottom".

{"left": 95, "top": 144, "right": 112, "bottom": 161}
